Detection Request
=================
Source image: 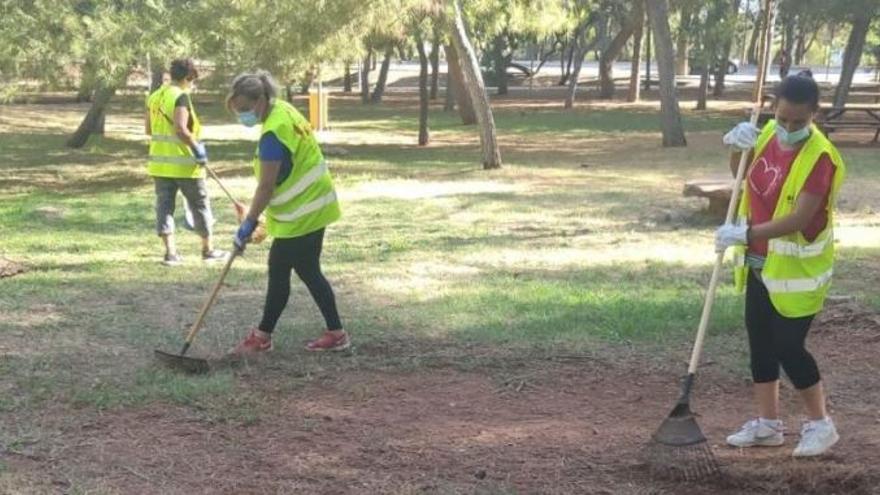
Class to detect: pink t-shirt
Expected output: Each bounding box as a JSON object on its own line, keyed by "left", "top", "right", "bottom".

{"left": 747, "top": 136, "right": 835, "bottom": 256}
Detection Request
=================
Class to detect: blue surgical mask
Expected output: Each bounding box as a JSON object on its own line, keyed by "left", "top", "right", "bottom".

{"left": 776, "top": 125, "right": 810, "bottom": 145}
{"left": 238, "top": 110, "right": 259, "bottom": 127}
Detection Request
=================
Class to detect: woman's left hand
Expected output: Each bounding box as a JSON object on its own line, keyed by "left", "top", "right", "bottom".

{"left": 715, "top": 222, "right": 749, "bottom": 253}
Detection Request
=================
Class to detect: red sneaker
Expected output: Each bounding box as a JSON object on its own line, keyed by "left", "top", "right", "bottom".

{"left": 230, "top": 328, "right": 273, "bottom": 356}
{"left": 306, "top": 330, "right": 350, "bottom": 352}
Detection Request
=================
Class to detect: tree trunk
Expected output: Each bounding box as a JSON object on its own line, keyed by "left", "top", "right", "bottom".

{"left": 444, "top": 73, "right": 456, "bottom": 111}
{"left": 628, "top": 1, "right": 645, "bottom": 102}
{"left": 746, "top": 14, "right": 762, "bottom": 65}
{"left": 558, "top": 40, "right": 569, "bottom": 85}
{"left": 559, "top": 38, "right": 577, "bottom": 86}
{"left": 416, "top": 34, "right": 430, "bottom": 146}
{"left": 833, "top": 14, "right": 873, "bottom": 108}
{"left": 675, "top": 11, "right": 691, "bottom": 76}
{"left": 533, "top": 38, "right": 559, "bottom": 74}
{"left": 713, "top": 0, "right": 740, "bottom": 97}
{"left": 343, "top": 62, "right": 353, "bottom": 93}
{"left": 149, "top": 56, "right": 165, "bottom": 92}
{"left": 445, "top": 43, "right": 477, "bottom": 124}
{"left": 430, "top": 27, "right": 441, "bottom": 99}
{"left": 794, "top": 28, "right": 806, "bottom": 65}
{"left": 67, "top": 82, "right": 115, "bottom": 148}
{"left": 450, "top": 0, "right": 502, "bottom": 169}
{"left": 565, "top": 35, "right": 600, "bottom": 109}
{"left": 780, "top": 12, "right": 796, "bottom": 79}
{"left": 371, "top": 46, "right": 394, "bottom": 104}
{"left": 360, "top": 52, "right": 371, "bottom": 104}
{"left": 696, "top": 61, "right": 710, "bottom": 110}
{"left": 76, "top": 59, "right": 98, "bottom": 102}
{"left": 599, "top": 10, "right": 639, "bottom": 99}
{"left": 647, "top": 0, "right": 687, "bottom": 147}
{"left": 492, "top": 34, "right": 509, "bottom": 95}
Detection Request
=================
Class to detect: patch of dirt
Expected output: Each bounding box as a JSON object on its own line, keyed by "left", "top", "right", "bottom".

{"left": 4, "top": 301, "right": 880, "bottom": 494}
{"left": 0, "top": 257, "right": 26, "bottom": 279}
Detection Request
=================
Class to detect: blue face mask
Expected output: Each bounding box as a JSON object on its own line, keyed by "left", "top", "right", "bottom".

{"left": 238, "top": 110, "right": 259, "bottom": 127}
{"left": 776, "top": 125, "right": 810, "bottom": 145}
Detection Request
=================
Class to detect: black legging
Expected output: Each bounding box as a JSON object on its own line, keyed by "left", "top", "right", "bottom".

{"left": 745, "top": 269, "right": 821, "bottom": 390}
{"left": 258, "top": 228, "right": 342, "bottom": 333}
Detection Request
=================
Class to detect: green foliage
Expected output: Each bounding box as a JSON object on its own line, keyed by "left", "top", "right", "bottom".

{"left": 460, "top": 0, "right": 569, "bottom": 81}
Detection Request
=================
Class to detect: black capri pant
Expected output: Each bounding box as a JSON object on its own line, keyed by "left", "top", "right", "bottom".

{"left": 257, "top": 228, "right": 342, "bottom": 333}
{"left": 745, "top": 269, "right": 821, "bottom": 390}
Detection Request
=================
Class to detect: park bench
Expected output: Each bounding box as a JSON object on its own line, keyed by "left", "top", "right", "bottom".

{"left": 683, "top": 177, "right": 734, "bottom": 219}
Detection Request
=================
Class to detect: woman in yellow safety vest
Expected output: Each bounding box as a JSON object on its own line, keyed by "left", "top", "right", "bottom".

{"left": 715, "top": 71, "right": 846, "bottom": 457}
{"left": 145, "top": 58, "right": 227, "bottom": 265}
{"left": 226, "top": 71, "right": 347, "bottom": 354}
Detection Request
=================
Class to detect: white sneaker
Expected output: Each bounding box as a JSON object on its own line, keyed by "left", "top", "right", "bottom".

{"left": 726, "top": 418, "right": 785, "bottom": 448}
{"left": 792, "top": 417, "right": 839, "bottom": 457}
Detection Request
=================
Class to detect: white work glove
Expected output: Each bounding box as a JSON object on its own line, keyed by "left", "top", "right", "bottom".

{"left": 715, "top": 221, "right": 749, "bottom": 253}
{"left": 722, "top": 122, "right": 759, "bottom": 151}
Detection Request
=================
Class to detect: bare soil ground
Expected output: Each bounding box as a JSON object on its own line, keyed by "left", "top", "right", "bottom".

{"left": 0, "top": 258, "right": 26, "bottom": 279}
{"left": 3, "top": 300, "right": 878, "bottom": 495}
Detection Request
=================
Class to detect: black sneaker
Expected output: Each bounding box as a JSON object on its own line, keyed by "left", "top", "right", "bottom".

{"left": 202, "top": 249, "right": 229, "bottom": 262}
{"left": 163, "top": 253, "right": 183, "bottom": 266}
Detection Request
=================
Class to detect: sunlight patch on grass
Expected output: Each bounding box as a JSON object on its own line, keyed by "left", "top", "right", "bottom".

{"left": 459, "top": 238, "right": 717, "bottom": 270}
{"left": 344, "top": 179, "right": 524, "bottom": 201}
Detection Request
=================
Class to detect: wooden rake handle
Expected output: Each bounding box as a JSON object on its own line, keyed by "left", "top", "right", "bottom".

{"left": 686, "top": 0, "right": 776, "bottom": 375}
{"left": 204, "top": 163, "right": 245, "bottom": 209}
{"left": 181, "top": 250, "right": 240, "bottom": 353}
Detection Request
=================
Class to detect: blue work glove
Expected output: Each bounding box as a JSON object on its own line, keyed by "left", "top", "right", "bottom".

{"left": 234, "top": 217, "right": 258, "bottom": 251}
{"left": 191, "top": 141, "right": 208, "bottom": 165}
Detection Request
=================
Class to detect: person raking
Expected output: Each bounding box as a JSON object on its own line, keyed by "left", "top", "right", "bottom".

{"left": 716, "top": 71, "right": 846, "bottom": 457}
{"left": 225, "top": 71, "right": 348, "bottom": 354}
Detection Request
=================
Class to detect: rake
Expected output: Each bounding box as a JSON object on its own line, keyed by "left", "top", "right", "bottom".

{"left": 155, "top": 249, "right": 239, "bottom": 373}
{"left": 644, "top": 0, "right": 776, "bottom": 481}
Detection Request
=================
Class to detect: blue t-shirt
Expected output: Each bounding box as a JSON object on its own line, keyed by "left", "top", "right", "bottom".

{"left": 258, "top": 132, "right": 293, "bottom": 185}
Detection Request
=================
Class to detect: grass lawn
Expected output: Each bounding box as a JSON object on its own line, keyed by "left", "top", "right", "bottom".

{"left": 1, "top": 93, "right": 879, "bottom": 493}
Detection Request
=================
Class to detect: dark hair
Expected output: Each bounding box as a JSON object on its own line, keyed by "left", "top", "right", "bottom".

{"left": 169, "top": 58, "right": 198, "bottom": 82}
{"left": 776, "top": 71, "right": 819, "bottom": 109}
{"left": 226, "top": 70, "right": 279, "bottom": 110}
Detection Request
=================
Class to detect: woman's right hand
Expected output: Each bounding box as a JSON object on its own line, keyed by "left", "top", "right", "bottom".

{"left": 723, "top": 122, "right": 759, "bottom": 151}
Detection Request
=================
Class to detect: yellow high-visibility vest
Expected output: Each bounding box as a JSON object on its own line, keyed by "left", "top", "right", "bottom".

{"left": 733, "top": 120, "right": 846, "bottom": 317}
{"left": 253, "top": 100, "right": 340, "bottom": 239}
{"left": 146, "top": 84, "right": 203, "bottom": 179}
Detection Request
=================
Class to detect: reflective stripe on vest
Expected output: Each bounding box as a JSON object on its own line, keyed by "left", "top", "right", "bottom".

{"left": 269, "top": 161, "right": 329, "bottom": 207}
{"left": 149, "top": 155, "right": 198, "bottom": 165}
{"left": 762, "top": 269, "right": 833, "bottom": 293}
{"left": 768, "top": 234, "right": 832, "bottom": 258}
{"left": 273, "top": 191, "right": 338, "bottom": 222}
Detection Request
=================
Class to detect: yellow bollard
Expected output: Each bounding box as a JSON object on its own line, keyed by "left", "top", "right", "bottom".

{"left": 308, "top": 89, "right": 329, "bottom": 131}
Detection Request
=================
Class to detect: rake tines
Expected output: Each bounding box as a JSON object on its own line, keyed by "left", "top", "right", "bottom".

{"left": 643, "top": 436, "right": 720, "bottom": 481}
{"left": 643, "top": 376, "right": 721, "bottom": 481}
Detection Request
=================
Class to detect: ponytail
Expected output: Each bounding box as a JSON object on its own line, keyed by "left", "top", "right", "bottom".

{"left": 226, "top": 70, "right": 279, "bottom": 110}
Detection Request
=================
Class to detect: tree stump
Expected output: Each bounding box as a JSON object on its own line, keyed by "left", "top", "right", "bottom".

{"left": 683, "top": 178, "right": 733, "bottom": 219}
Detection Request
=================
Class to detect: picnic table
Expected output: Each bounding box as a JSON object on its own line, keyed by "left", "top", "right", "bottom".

{"left": 819, "top": 106, "right": 880, "bottom": 143}
{"left": 754, "top": 105, "right": 880, "bottom": 143}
